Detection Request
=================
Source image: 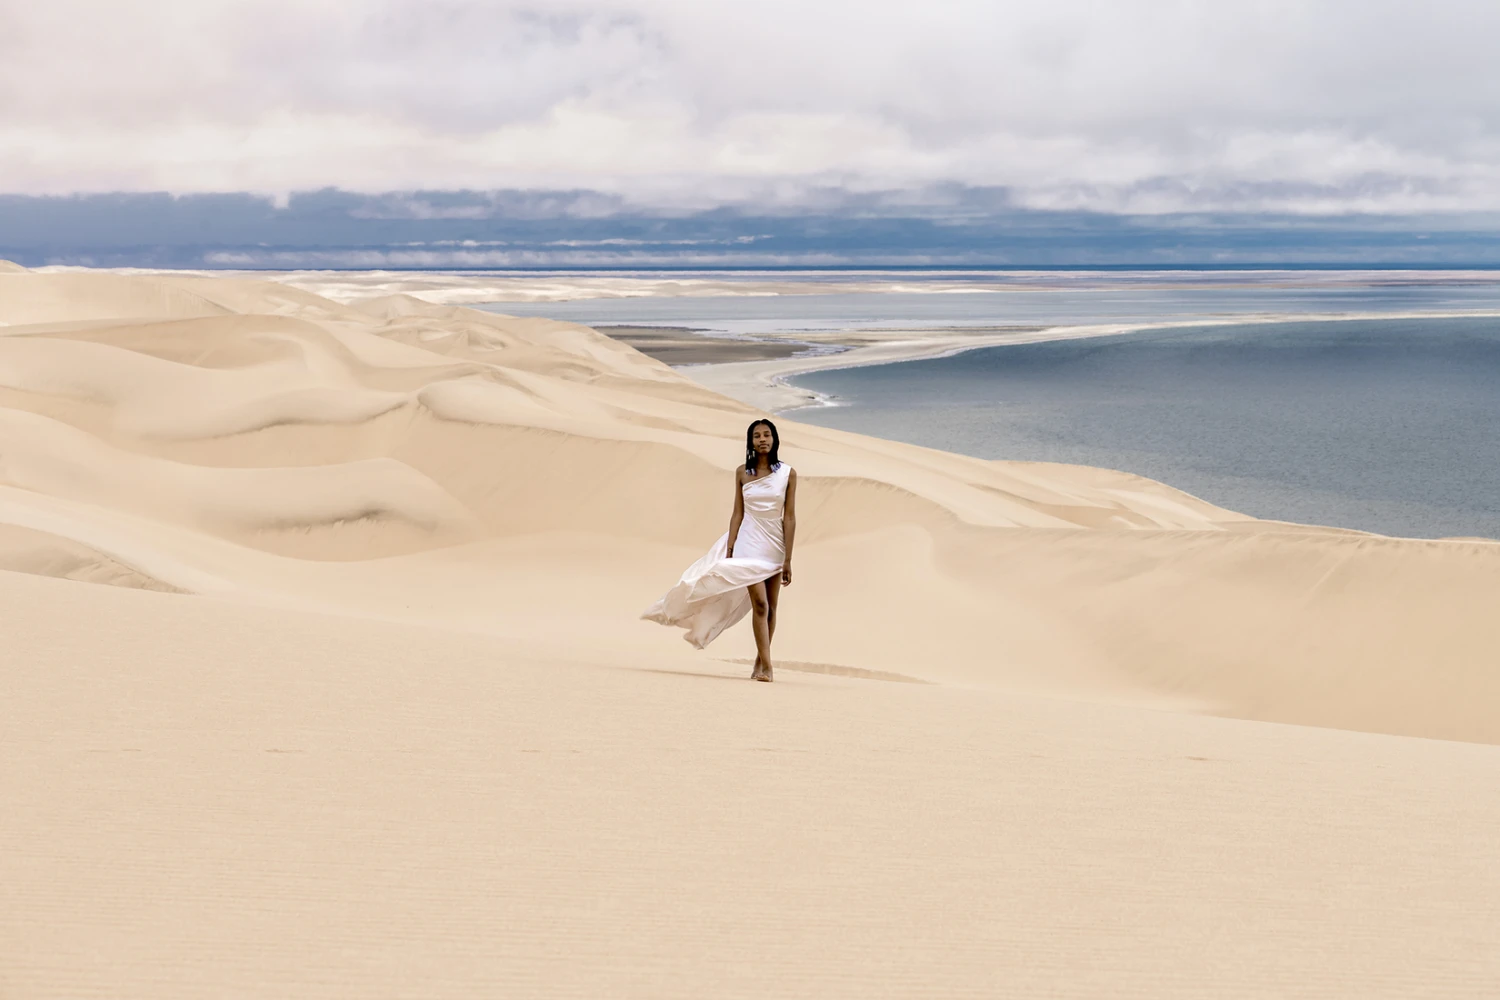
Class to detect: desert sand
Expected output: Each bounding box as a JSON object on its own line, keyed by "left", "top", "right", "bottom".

{"left": 3, "top": 262, "right": 1499, "bottom": 998}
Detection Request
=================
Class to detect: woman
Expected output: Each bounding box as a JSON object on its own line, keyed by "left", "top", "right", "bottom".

{"left": 641, "top": 418, "right": 798, "bottom": 681}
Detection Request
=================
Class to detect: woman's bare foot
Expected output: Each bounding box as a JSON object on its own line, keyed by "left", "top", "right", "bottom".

{"left": 750, "top": 659, "right": 773, "bottom": 682}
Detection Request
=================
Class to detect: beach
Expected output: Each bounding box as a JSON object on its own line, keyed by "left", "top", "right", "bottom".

{"left": 5, "top": 263, "right": 1500, "bottom": 998}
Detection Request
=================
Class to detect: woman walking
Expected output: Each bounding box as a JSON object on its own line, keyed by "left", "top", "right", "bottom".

{"left": 642, "top": 419, "right": 797, "bottom": 681}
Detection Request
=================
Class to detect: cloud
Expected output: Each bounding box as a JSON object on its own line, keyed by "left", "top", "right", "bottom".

{"left": 3, "top": 0, "right": 1500, "bottom": 213}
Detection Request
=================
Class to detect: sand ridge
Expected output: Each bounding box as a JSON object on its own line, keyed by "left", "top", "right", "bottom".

{"left": 7, "top": 567, "right": 1500, "bottom": 998}
{"left": 5, "top": 266, "right": 1500, "bottom": 996}
{"left": 3, "top": 266, "right": 1499, "bottom": 735}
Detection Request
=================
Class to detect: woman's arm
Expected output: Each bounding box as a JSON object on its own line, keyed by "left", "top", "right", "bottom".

{"left": 726, "top": 467, "right": 746, "bottom": 557}
{"left": 781, "top": 469, "right": 797, "bottom": 585}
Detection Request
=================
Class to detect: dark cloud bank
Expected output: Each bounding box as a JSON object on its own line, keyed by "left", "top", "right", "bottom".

{"left": 4, "top": 188, "right": 1500, "bottom": 269}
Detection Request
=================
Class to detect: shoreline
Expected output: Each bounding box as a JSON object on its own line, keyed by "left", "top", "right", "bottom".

{"left": 681, "top": 308, "right": 1500, "bottom": 413}
{"left": 55, "top": 264, "right": 1500, "bottom": 307}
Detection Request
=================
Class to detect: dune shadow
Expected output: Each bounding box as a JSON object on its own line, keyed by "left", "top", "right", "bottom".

{"left": 638, "top": 667, "right": 748, "bottom": 683}
{"left": 719, "top": 657, "right": 931, "bottom": 685}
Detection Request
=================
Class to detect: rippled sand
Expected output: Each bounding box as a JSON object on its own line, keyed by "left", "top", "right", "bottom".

{"left": 4, "top": 262, "right": 1499, "bottom": 998}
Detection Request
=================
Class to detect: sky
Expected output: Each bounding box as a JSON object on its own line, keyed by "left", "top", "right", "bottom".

{"left": 3, "top": 0, "right": 1500, "bottom": 266}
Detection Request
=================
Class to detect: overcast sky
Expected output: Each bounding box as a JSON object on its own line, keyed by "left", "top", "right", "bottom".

{"left": 4, "top": 0, "right": 1500, "bottom": 216}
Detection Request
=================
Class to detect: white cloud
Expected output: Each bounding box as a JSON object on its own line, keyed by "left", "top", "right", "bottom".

{"left": 2, "top": 0, "right": 1499, "bottom": 213}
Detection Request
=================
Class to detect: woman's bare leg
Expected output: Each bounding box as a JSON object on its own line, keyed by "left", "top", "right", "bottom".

{"left": 747, "top": 580, "right": 772, "bottom": 681}
{"left": 764, "top": 573, "right": 783, "bottom": 645}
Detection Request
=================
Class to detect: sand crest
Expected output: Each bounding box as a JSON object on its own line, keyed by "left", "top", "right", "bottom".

{"left": 4, "top": 267, "right": 1499, "bottom": 997}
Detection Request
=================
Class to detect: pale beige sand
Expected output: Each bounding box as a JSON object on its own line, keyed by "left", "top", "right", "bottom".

{"left": 4, "top": 262, "right": 1500, "bottom": 996}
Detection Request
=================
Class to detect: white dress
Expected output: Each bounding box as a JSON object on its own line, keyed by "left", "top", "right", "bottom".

{"left": 642, "top": 462, "right": 792, "bottom": 648}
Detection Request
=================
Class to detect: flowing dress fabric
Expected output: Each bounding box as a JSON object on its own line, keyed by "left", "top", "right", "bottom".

{"left": 642, "top": 463, "right": 791, "bottom": 648}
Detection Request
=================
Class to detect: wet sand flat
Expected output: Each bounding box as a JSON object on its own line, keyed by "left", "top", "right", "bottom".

{"left": 596, "top": 325, "right": 813, "bottom": 364}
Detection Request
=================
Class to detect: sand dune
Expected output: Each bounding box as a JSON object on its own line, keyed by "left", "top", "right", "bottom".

{"left": 4, "top": 266, "right": 1496, "bottom": 736}
{"left": 4, "top": 267, "right": 1499, "bottom": 996}
{"left": 8, "top": 567, "right": 1500, "bottom": 999}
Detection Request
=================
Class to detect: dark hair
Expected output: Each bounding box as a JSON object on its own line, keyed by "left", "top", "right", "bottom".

{"left": 745, "top": 418, "right": 781, "bottom": 473}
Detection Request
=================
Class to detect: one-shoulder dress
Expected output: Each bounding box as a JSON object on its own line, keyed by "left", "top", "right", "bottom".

{"left": 641, "top": 462, "right": 792, "bottom": 648}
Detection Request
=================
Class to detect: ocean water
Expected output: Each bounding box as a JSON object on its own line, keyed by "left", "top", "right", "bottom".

{"left": 789, "top": 317, "right": 1500, "bottom": 539}
{"left": 473, "top": 269, "right": 1500, "bottom": 539}
{"left": 479, "top": 276, "right": 1500, "bottom": 337}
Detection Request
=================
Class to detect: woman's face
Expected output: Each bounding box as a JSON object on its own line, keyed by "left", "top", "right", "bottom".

{"left": 752, "top": 424, "right": 775, "bottom": 454}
